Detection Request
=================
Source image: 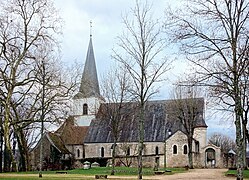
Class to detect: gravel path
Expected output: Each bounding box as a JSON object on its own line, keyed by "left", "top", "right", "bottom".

{"left": 107, "top": 169, "right": 235, "bottom": 180}
{"left": 152, "top": 169, "right": 234, "bottom": 180}
{"left": 0, "top": 169, "right": 237, "bottom": 180}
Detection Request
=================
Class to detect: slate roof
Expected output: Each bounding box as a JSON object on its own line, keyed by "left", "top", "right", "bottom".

{"left": 84, "top": 98, "right": 206, "bottom": 143}
{"left": 55, "top": 116, "right": 89, "bottom": 145}
{"left": 74, "top": 36, "right": 100, "bottom": 99}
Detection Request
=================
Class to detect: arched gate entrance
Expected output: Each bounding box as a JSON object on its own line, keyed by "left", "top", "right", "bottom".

{"left": 205, "top": 148, "right": 216, "bottom": 168}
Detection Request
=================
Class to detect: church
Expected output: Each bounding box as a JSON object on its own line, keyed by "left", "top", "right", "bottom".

{"left": 30, "top": 34, "right": 222, "bottom": 170}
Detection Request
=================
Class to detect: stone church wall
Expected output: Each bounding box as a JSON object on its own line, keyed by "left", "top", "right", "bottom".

{"left": 66, "top": 145, "right": 84, "bottom": 160}
{"left": 193, "top": 127, "right": 207, "bottom": 149}
{"left": 165, "top": 131, "right": 189, "bottom": 167}
{"left": 84, "top": 133, "right": 199, "bottom": 168}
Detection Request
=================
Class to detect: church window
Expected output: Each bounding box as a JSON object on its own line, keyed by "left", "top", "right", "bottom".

{"left": 195, "top": 141, "right": 200, "bottom": 153}
{"left": 155, "top": 146, "right": 159, "bottom": 155}
{"left": 83, "top": 104, "right": 88, "bottom": 115}
{"left": 183, "top": 145, "right": 188, "bottom": 154}
{"left": 83, "top": 148, "right": 85, "bottom": 158}
{"left": 101, "top": 147, "right": 104, "bottom": 157}
{"left": 77, "top": 149, "right": 80, "bottom": 158}
{"left": 127, "top": 147, "right": 130, "bottom": 156}
{"left": 173, "top": 145, "right": 177, "bottom": 154}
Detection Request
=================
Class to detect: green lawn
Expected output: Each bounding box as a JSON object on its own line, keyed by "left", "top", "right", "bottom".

{"left": 0, "top": 167, "right": 186, "bottom": 180}
{"left": 225, "top": 169, "right": 249, "bottom": 179}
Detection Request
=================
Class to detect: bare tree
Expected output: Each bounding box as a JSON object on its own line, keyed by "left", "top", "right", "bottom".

{"left": 166, "top": 0, "right": 249, "bottom": 178}
{"left": 209, "top": 133, "right": 236, "bottom": 154}
{"left": 239, "top": 55, "right": 249, "bottom": 168}
{"left": 113, "top": 1, "right": 171, "bottom": 179}
{"left": 0, "top": 46, "right": 76, "bottom": 173}
{"left": 0, "top": 0, "right": 61, "bottom": 172}
{"left": 101, "top": 67, "right": 132, "bottom": 175}
{"left": 119, "top": 143, "right": 138, "bottom": 167}
{"left": 170, "top": 84, "right": 203, "bottom": 169}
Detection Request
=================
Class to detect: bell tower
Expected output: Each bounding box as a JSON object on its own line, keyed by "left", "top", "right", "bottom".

{"left": 72, "top": 22, "right": 104, "bottom": 126}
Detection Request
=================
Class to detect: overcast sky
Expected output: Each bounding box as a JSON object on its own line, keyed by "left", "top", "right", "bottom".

{"left": 53, "top": 0, "right": 235, "bottom": 138}
{"left": 53, "top": 0, "right": 185, "bottom": 97}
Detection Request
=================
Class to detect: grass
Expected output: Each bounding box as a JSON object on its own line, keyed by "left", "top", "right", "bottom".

{"left": 0, "top": 167, "right": 186, "bottom": 179}
{"left": 225, "top": 169, "right": 249, "bottom": 179}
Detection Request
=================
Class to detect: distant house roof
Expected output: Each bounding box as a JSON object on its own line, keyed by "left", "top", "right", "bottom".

{"left": 84, "top": 98, "right": 206, "bottom": 143}
{"left": 55, "top": 116, "right": 89, "bottom": 145}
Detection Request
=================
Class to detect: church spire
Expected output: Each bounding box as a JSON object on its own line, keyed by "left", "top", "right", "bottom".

{"left": 74, "top": 22, "right": 100, "bottom": 99}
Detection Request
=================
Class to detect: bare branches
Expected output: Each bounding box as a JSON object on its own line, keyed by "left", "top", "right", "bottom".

{"left": 113, "top": 1, "right": 171, "bottom": 178}
{"left": 0, "top": 0, "right": 63, "bottom": 172}
{"left": 113, "top": 1, "right": 170, "bottom": 103}
{"left": 170, "top": 84, "right": 204, "bottom": 168}
{"left": 101, "top": 66, "right": 133, "bottom": 175}
{"left": 166, "top": 0, "right": 249, "bottom": 177}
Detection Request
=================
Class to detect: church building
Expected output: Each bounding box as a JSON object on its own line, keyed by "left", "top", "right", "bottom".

{"left": 30, "top": 34, "right": 222, "bottom": 170}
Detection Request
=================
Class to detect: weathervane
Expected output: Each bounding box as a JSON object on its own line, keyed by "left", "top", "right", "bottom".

{"left": 90, "top": 20, "right": 92, "bottom": 37}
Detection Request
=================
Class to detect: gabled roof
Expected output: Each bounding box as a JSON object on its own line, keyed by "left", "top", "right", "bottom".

{"left": 84, "top": 98, "right": 206, "bottom": 143}
{"left": 46, "top": 132, "right": 70, "bottom": 154}
{"left": 202, "top": 143, "right": 221, "bottom": 150}
{"left": 55, "top": 116, "right": 89, "bottom": 145}
{"left": 74, "top": 36, "right": 100, "bottom": 99}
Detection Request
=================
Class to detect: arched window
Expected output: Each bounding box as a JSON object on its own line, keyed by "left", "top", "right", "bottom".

{"left": 127, "top": 147, "right": 130, "bottom": 156}
{"left": 173, "top": 145, "right": 177, "bottom": 154}
{"left": 155, "top": 146, "right": 159, "bottom": 155}
{"left": 77, "top": 149, "right": 80, "bottom": 158}
{"left": 183, "top": 145, "right": 188, "bottom": 154}
{"left": 195, "top": 141, "right": 200, "bottom": 153}
{"left": 83, "top": 104, "right": 88, "bottom": 115}
{"left": 83, "top": 148, "right": 85, "bottom": 159}
{"left": 101, "top": 147, "right": 104, "bottom": 157}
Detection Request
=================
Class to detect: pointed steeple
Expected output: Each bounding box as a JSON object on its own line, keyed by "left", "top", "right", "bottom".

{"left": 74, "top": 32, "right": 100, "bottom": 99}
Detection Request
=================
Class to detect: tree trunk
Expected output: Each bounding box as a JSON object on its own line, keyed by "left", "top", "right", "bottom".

{"left": 16, "top": 129, "right": 29, "bottom": 171}
{"left": 242, "top": 122, "right": 247, "bottom": 169}
{"left": 0, "top": 137, "right": 2, "bottom": 173}
{"left": 137, "top": 143, "right": 143, "bottom": 180}
{"left": 235, "top": 105, "right": 244, "bottom": 179}
{"left": 3, "top": 146, "right": 11, "bottom": 172}
{"left": 3, "top": 108, "right": 16, "bottom": 172}
{"left": 242, "top": 108, "right": 248, "bottom": 169}
{"left": 233, "top": 65, "right": 244, "bottom": 179}
{"left": 111, "top": 140, "right": 116, "bottom": 175}
{"left": 188, "top": 138, "right": 193, "bottom": 169}
{"left": 0, "top": 113, "right": 3, "bottom": 173}
{"left": 138, "top": 105, "right": 145, "bottom": 180}
{"left": 3, "top": 140, "right": 17, "bottom": 172}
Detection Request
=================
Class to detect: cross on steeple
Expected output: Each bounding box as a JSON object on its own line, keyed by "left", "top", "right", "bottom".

{"left": 73, "top": 21, "right": 100, "bottom": 99}
{"left": 90, "top": 20, "right": 92, "bottom": 38}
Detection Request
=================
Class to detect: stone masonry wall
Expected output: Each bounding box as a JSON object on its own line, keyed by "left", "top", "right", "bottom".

{"left": 165, "top": 131, "right": 189, "bottom": 167}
